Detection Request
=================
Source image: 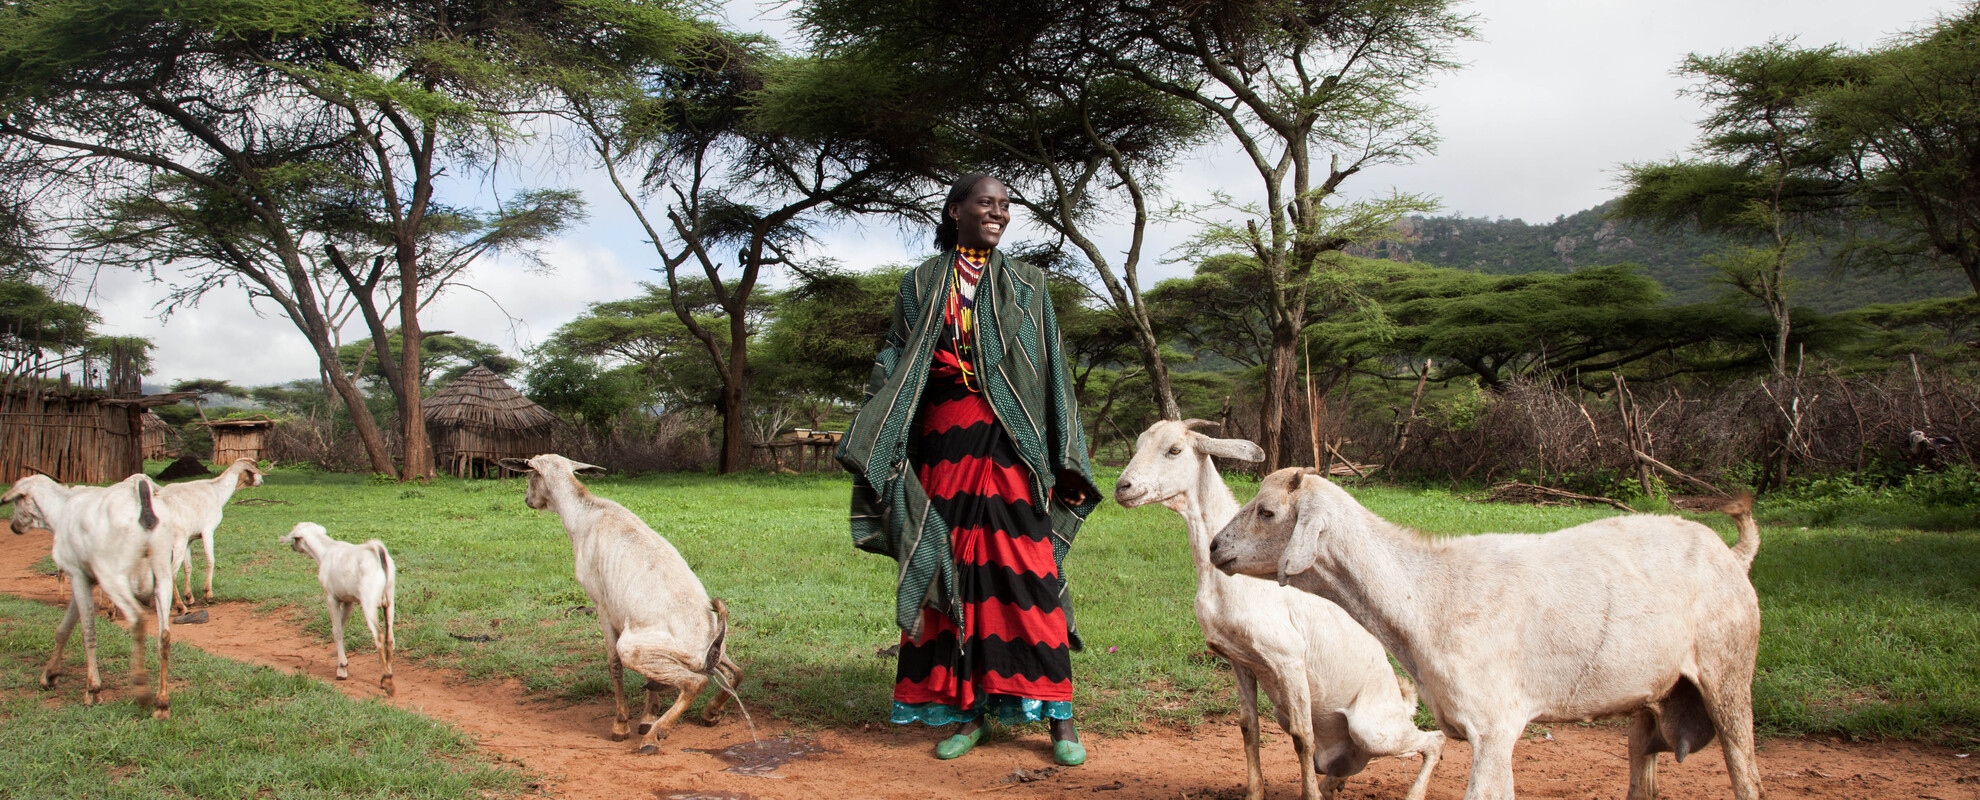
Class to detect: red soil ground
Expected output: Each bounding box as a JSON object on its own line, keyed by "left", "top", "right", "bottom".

{"left": 3, "top": 529, "right": 1975, "bottom": 800}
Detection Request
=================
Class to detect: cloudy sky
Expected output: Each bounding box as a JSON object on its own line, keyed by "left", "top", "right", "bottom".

{"left": 80, "top": 0, "right": 1958, "bottom": 388}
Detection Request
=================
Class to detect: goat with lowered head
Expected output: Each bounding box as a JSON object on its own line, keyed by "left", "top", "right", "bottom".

{"left": 159, "top": 457, "right": 265, "bottom": 611}
{"left": 503, "top": 454, "right": 742, "bottom": 753}
{"left": 1211, "top": 468, "right": 1763, "bottom": 800}
{"left": 281, "top": 522, "right": 396, "bottom": 695}
{"left": 1115, "top": 420, "right": 1441, "bottom": 800}
{"left": 4, "top": 473, "right": 179, "bottom": 717}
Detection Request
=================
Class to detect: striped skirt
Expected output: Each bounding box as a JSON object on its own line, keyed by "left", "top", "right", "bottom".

{"left": 891, "top": 373, "right": 1074, "bottom": 725}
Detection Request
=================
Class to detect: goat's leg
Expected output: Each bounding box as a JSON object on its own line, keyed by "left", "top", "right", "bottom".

{"left": 622, "top": 639, "right": 706, "bottom": 753}
{"left": 174, "top": 539, "right": 194, "bottom": 613}
{"left": 147, "top": 566, "right": 172, "bottom": 719}
{"left": 1275, "top": 673, "right": 1321, "bottom": 800}
{"left": 1627, "top": 708, "right": 1664, "bottom": 800}
{"left": 1318, "top": 775, "right": 1346, "bottom": 800}
{"left": 601, "top": 622, "right": 631, "bottom": 742}
{"left": 1399, "top": 731, "right": 1445, "bottom": 800}
{"left": 42, "top": 578, "right": 86, "bottom": 689}
{"left": 637, "top": 670, "right": 706, "bottom": 754}
{"left": 1699, "top": 669, "right": 1764, "bottom": 800}
{"left": 1461, "top": 724, "right": 1522, "bottom": 800}
{"left": 330, "top": 597, "right": 351, "bottom": 680}
{"left": 1232, "top": 665, "right": 1265, "bottom": 800}
{"left": 700, "top": 656, "right": 743, "bottom": 725}
{"left": 359, "top": 593, "right": 392, "bottom": 696}
{"left": 1343, "top": 703, "right": 1444, "bottom": 800}
{"left": 200, "top": 527, "right": 217, "bottom": 603}
{"left": 99, "top": 576, "right": 148, "bottom": 703}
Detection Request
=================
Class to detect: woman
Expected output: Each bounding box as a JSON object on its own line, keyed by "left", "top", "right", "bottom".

{"left": 837, "top": 174, "right": 1100, "bottom": 765}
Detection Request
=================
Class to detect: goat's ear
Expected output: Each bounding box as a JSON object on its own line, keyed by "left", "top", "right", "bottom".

{"left": 498, "top": 458, "right": 535, "bottom": 474}
{"left": 0, "top": 486, "right": 21, "bottom": 505}
{"left": 569, "top": 461, "right": 607, "bottom": 476}
{"left": 1181, "top": 418, "right": 1220, "bottom": 431}
{"left": 1196, "top": 436, "right": 1264, "bottom": 463}
{"left": 1276, "top": 475, "right": 1330, "bottom": 585}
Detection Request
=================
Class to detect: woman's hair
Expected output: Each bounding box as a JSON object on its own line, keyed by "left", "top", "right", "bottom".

{"left": 934, "top": 173, "right": 999, "bottom": 251}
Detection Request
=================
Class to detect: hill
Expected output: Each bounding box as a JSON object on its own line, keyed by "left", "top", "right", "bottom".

{"left": 1365, "top": 202, "right": 1971, "bottom": 312}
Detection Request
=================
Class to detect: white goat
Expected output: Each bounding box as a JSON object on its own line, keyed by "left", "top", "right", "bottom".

{"left": 503, "top": 454, "right": 742, "bottom": 753}
{"left": 159, "top": 457, "right": 265, "bottom": 611}
{"left": 281, "top": 522, "right": 396, "bottom": 696}
{"left": 4, "top": 473, "right": 179, "bottom": 717}
{"left": 1210, "top": 468, "right": 1763, "bottom": 800}
{"left": 1115, "top": 421, "right": 1442, "bottom": 800}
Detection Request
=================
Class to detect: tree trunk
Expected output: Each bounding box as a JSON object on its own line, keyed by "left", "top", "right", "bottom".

{"left": 1258, "top": 325, "right": 1299, "bottom": 473}
{"left": 1131, "top": 317, "right": 1182, "bottom": 420}
{"left": 719, "top": 339, "right": 748, "bottom": 474}
{"left": 395, "top": 239, "right": 431, "bottom": 481}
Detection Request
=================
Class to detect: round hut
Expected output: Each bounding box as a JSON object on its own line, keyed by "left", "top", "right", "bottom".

{"left": 423, "top": 366, "right": 558, "bottom": 478}
{"left": 200, "top": 416, "right": 275, "bottom": 467}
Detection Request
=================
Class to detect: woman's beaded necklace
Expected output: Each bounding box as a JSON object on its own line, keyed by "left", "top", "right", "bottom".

{"left": 948, "top": 246, "right": 990, "bottom": 392}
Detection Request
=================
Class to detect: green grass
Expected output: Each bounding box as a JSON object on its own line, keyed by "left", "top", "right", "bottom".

{"left": 0, "top": 595, "right": 529, "bottom": 799}
{"left": 8, "top": 464, "right": 1978, "bottom": 749}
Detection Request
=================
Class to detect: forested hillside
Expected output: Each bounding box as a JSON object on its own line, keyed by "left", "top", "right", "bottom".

{"left": 1370, "top": 202, "right": 1971, "bottom": 311}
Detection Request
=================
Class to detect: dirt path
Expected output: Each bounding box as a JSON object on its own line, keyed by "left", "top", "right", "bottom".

{"left": 4, "top": 530, "right": 1975, "bottom": 800}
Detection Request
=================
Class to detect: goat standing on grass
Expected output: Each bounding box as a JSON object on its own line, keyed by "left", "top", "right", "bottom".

{"left": 503, "top": 454, "right": 743, "bottom": 753}
{"left": 1210, "top": 468, "right": 1764, "bottom": 800}
{"left": 4, "top": 473, "right": 179, "bottom": 717}
{"left": 1115, "top": 421, "right": 1442, "bottom": 800}
{"left": 281, "top": 522, "right": 396, "bottom": 696}
{"left": 159, "top": 457, "right": 265, "bottom": 612}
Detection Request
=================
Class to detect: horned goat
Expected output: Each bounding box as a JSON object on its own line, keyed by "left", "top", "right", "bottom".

{"left": 281, "top": 522, "right": 396, "bottom": 695}
{"left": 159, "top": 457, "right": 265, "bottom": 611}
{"left": 4, "top": 473, "right": 179, "bottom": 717}
{"left": 1210, "top": 468, "right": 1763, "bottom": 800}
{"left": 503, "top": 454, "right": 742, "bottom": 753}
{"left": 1115, "top": 421, "right": 1441, "bottom": 800}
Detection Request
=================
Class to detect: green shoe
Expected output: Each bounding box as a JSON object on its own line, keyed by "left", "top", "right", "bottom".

{"left": 934, "top": 726, "right": 983, "bottom": 760}
{"left": 1052, "top": 737, "right": 1086, "bottom": 766}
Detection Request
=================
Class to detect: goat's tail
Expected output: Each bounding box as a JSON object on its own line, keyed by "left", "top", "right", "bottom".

{"left": 703, "top": 597, "right": 730, "bottom": 677}
{"left": 1720, "top": 492, "right": 1759, "bottom": 570}
{"left": 1394, "top": 671, "right": 1419, "bottom": 710}
{"left": 136, "top": 478, "right": 158, "bottom": 531}
{"left": 368, "top": 540, "right": 396, "bottom": 652}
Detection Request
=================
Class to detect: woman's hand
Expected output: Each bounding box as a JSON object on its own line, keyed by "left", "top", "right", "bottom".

{"left": 1054, "top": 471, "right": 1099, "bottom": 507}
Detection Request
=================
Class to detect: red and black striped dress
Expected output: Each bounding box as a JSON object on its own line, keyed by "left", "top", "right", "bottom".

{"left": 891, "top": 246, "right": 1075, "bottom": 726}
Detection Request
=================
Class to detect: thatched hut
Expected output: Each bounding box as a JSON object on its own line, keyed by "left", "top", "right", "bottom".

{"left": 139, "top": 410, "right": 176, "bottom": 460}
{"left": 423, "top": 366, "right": 557, "bottom": 478}
{"left": 1, "top": 388, "right": 194, "bottom": 484}
{"left": 200, "top": 416, "right": 275, "bottom": 466}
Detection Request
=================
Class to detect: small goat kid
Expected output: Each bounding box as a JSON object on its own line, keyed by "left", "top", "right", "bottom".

{"left": 1115, "top": 421, "right": 1442, "bottom": 800}
{"left": 1210, "top": 468, "right": 1763, "bottom": 800}
{"left": 281, "top": 522, "right": 396, "bottom": 696}
{"left": 4, "top": 473, "right": 179, "bottom": 717}
{"left": 160, "top": 457, "right": 265, "bottom": 611}
{"left": 503, "top": 454, "right": 742, "bottom": 753}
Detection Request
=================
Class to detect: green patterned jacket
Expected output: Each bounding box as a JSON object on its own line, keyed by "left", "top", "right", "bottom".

{"left": 835, "top": 248, "right": 1098, "bottom": 650}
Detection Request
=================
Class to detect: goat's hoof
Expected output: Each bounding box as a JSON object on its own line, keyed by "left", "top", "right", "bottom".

{"left": 381, "top": 677, "right": 395, "bottom": 697}
{"left": 608, "top": 731, "right": 629, "bottom": 742}
{"left": 637, "top": 744, "right": 659, "bottom": 755}
{"left": 635, "top": 722, "right": 653, "bottom": 735}
{"left": 135, "top": 689, "right": 157, "bottom": 709}
{"left": 699, "top": 714, "right": 723, "bottom": 727}
{"left": 37, "top": 672, "right": 56, "bottom": 689}
{"left": 151, "top": 703, "right": 170, "bottom": 720}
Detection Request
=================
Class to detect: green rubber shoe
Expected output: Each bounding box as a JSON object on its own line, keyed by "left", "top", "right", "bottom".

{"left": 1052, "top": 738, "right": 1086, "bottom": 766}
{"left": 934, "top": 726, "right": 983, "bottom": 760}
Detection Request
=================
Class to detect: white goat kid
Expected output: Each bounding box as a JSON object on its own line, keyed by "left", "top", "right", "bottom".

{"left": 504, "top": 454, "right": 743, "bottom": 753}
{"left": 160, "top": 457, "right": 265, "bottom": 611}
{"left": 1115, "top": 420, "right": 1442, "bottom": 800}
{"left": 281, "top": 522, "right": 396, "bottom": 696}
{"left": 4, "top": 473, "right": 179, "bottom": 717}
{"left": 1210, "top": 468, "right": 1763, "bottom": 800}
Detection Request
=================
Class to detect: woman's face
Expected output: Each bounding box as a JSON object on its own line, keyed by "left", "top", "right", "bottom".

{"left": 949, "top": 178, "right": 1011, "bottom": 250}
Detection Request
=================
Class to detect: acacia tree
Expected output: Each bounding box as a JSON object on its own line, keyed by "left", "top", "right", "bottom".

{"left": 1100, "top": 0, "right": 1473, "bottom": 470}
{"left": 799, "top": 0, "right": 1214, "bottom": 419}
{"left": 1616, "top": 42, "right": 1850, "bottom": 376}
{"left": 0, "top": 0, "right": 686, "bottom": 478}
{"left": 562, "top": 29, "right": 928, "bottom": 473}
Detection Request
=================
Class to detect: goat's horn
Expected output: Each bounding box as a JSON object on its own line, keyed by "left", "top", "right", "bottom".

{"left": 1181, "top": 418, "right": 1221, "bottom": 431}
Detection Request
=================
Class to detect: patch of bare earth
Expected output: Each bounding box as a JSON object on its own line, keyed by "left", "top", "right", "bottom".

{"left": 4, "top": 529, "right": 1976, "bottom": 800}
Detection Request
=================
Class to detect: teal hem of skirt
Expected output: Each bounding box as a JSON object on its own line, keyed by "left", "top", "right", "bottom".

{"left": 892, "top": 696, "right": 1074, "bottom": 726}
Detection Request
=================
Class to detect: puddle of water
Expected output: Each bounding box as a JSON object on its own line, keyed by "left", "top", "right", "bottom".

{"left": 654, "top": 792, "right": 753, "bottom": 800}
{"left": 684, "top": 738, "right": 829, "bottom": 778}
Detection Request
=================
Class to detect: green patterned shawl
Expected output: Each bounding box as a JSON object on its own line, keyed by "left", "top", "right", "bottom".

{"left": 835, "top": 249, "right": 1098, "bottom": 650}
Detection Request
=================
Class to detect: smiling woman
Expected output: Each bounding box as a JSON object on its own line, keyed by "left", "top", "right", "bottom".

{"left": 836, "top": 173, "right": 1101, "bottom": 766}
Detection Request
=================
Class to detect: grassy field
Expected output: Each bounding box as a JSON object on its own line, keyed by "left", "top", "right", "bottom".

{"left": 0, "top": 594, "right": 528, "bottom": 799}
{"left": 7, "top": 463, "right": 1979, "bottom": 757}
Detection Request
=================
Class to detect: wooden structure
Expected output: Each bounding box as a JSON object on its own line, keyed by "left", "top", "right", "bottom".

{"left": 752, "top": 428, "right": 844, "bottom": 473}
{"left": 200, "top": 416, "right": 275, "bottom": 466}
{"left": 1, "top": 388, "right": 194, "bottom": 484}
{"left": 139, "top": 410, "right": 176, "bottom": 460}
{"left": 423, "top": 366, "right": 557, "bottom": 478}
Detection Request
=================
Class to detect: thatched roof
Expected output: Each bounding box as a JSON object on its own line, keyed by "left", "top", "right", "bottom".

{"left": 423, "top": 366, "right": 558, "bottom": 431}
